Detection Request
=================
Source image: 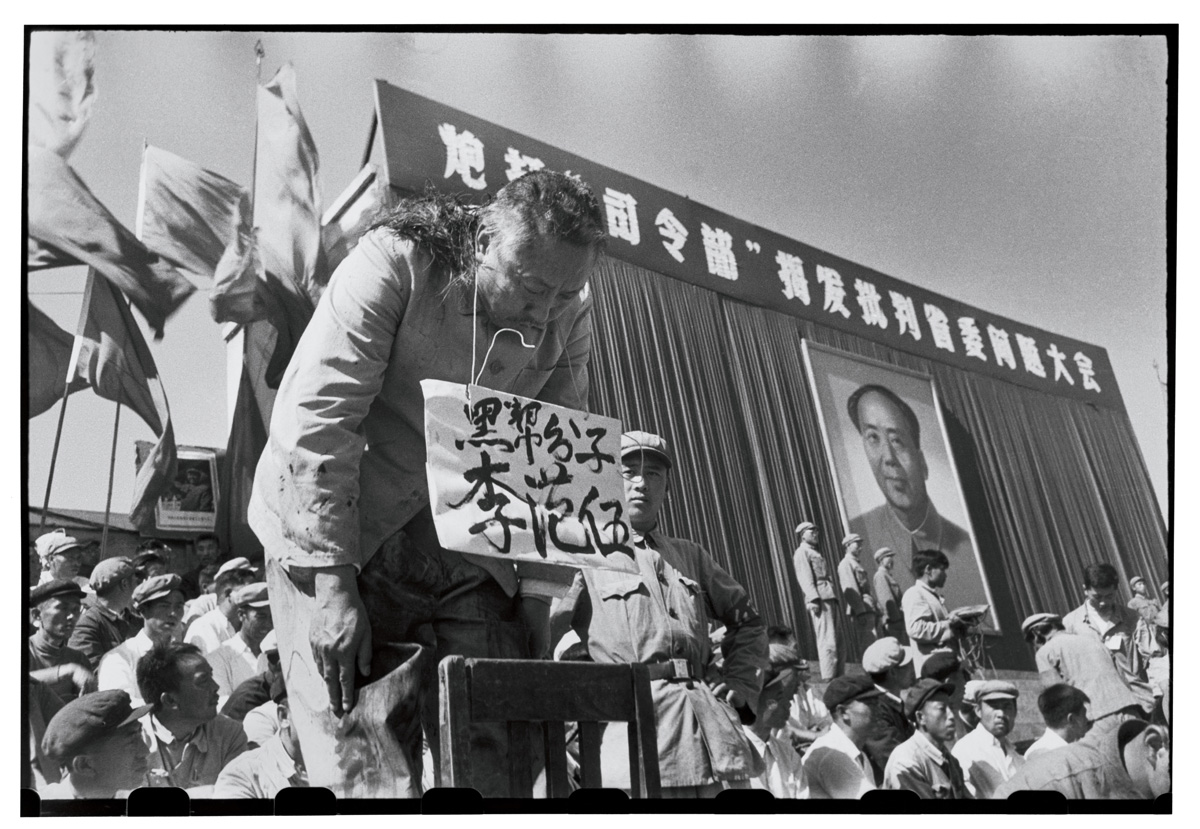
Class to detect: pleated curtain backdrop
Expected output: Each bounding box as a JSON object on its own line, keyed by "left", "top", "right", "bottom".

{"left": 587, "top": 258, "right": 1168, "bottom": 670}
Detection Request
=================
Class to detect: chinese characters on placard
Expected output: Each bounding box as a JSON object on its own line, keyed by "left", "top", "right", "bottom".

{"left": 434, "top": 120, "right": 1102, "bottom": 395}
{"left": 423, "top": 380, "right": 637, "bottom": 572}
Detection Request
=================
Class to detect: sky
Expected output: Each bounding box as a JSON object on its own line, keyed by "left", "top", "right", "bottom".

{"left": 22, "top": 30, "right": 1170, "bottom": 525}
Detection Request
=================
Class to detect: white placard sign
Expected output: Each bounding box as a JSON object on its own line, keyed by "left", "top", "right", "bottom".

{"left": 423, "top": 380, "right": 637, "bottom": 573}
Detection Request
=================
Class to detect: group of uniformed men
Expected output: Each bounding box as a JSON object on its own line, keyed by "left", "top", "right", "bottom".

{"left": 26, "top": 169, "right": 1169, "bottom": 802}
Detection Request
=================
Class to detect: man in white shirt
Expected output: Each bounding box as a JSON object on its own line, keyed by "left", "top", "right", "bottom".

{"left": 97, "top": 574, "right": 186, "bottom": 706}
{"left": 1025, "top": 683, "right": 1092, "bottom": 760}
{"left": 208, "top": 583, "right": 274, "bottom": 702}
{"left": 902, "top": 549, "right": 973, "bottom": 671}
{"left": 801, "top": 674, "right": 880, "bottom": 798}
{"left": 214, "top": 695, "right": 307, "bottom": 798}
{"left": 951, "top": 679, "right": 1025, "bottom": 798}
{"left": 185, "top": 557, "right": 256, "bottom": 655}
{"left": 743, "top": 646, "right": 806, "bottom": 798}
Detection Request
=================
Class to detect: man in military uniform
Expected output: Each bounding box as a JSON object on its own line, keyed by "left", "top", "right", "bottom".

{"left": 873, "top": 547, "right": 906, "bottom": 643}
{"left": 837, "top": 533, "right": 878, "bottom": 660}
{"left": 792, "top": 521, "right": 842, "bottom": 679}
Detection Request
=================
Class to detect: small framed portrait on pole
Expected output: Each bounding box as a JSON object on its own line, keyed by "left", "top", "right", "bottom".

{"left": 136, "top": 445, "right": 220, "bottom": 533}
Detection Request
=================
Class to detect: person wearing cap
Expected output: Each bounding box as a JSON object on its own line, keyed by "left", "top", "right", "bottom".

{"left": 792, "top": 520, "right": 842, "bottom": 679}
{"left": 902, "top": 549, "right": 973, "bottom": 669}
{"left": 919, "top": 651, "right": 975, "bottom": 738}
{"left": 185, "top": 557, "right": 257, "bottom": 656}
{"left": 1022, "top": 612, "right": 1149, "bottom": 724}
{"left": 1025, "top": 684, "right": 1092, "bottom": 760}
{"left": 97, "top": 573, "right": 186, "bottom": 706}
{"left": 208, "top": 582, "right": 274, "bottom": 703}
{"left": 28, "top": 580, "right": 94, "bottom": 702}
{"left": 68, "top": 557, "right": 143, "bottom": 671}
{"left": 743, "top": 645, "right": 807, "bottom": 798}
{"left": 551, "top": 429, "right": 769, "bottom": 796}
{"left": 995, "top": 719, "right": 1170, "bottom": 799}
{"left": 1127, "top": 575, "right": 1160, "bottom": 615}
{"left": 872, "top": 547, "right": 907, "bottom": 644}
{"left": 245, "top": 171, "right": 607, "bottom": 798}
{"left": 1062, "top": 563, "right": 1154, "bottom": 714}
{"left": 179, "top": 533, "right": 224, "bottom": 601}
{"left": 37, "top": 690, "right": 152, "bottom": 799}
{"left": 883, "top": 678, "right": 970, "bottom": 799}
{"left": 35, "top": 528, "right": 94, "bottom": 594}
{"left": 950, "top": 679, "right": 1024, "bottom": 798}
{"left": 837, "top": 533, "right": 879, "bottom": 660}
{"left": 221, "top": 629, "right": 283, "bottom": 724}
{"left": 861, "top": 636, "right": 916, "bottom": 781}
{"left": 136, "top": 640, "right": 248, "bottom": 793}
{"left": 801, "top": 674, "right": 880, "bottom": 798}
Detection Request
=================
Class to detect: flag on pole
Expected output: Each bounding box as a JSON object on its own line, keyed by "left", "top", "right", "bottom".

{"left": 135, "top": 144, "right": 263, "bottom": 324}
{"left": 27, "top": 145, "right": 196, "bottom": 339}
{"left": 27, "top": 301, "right": 88, "bottom": 418}
{"left": 70, "top": 270, "right": 177, "bottom": 525}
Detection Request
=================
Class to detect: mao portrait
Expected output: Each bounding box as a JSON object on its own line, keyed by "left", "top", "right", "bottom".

{"left": 802, "top": 343, "right": 997, "bottom": 631}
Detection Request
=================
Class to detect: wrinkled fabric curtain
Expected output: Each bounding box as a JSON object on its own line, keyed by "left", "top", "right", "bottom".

{"left": 587, "top": 258, "right": 1167, "bottom": 669}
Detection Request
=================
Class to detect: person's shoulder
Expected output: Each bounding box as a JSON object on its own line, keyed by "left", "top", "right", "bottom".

{"left": 209, "top": 713, "right": 248, "bottom": 738}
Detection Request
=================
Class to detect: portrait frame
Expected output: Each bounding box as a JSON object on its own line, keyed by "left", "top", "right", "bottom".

{"left": 141, "top": 445, "right": 220, "bottom": 533}
{"left": 801, "top": 341, "right": 1001, "bottom": 635}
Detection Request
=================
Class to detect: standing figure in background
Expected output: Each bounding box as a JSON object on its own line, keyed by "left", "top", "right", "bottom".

{"left": 792, "top": 521, "right": 842, "bottom": 679}
{"left": 837, "top": 533, "right": 878, "bottom": 659}
{"left": 902, "top": 549, "right": 972, "bottom": 672}
{"left": 872, "top": 547, "right": 907, "bottom": 643}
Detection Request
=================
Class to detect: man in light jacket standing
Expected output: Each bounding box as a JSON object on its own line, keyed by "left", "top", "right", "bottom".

{"left": 792, "top": 521, "right": 842, "bottom": 679}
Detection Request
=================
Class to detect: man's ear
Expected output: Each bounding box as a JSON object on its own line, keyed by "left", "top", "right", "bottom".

{"left": 475, "top": 228, "right": 490, "bottom": 261}
{"left": 69, "top": 753, "right": 96, "bottom": 779}
{"left": 1142, "top": 727, "right": 1168, "bottom": 770}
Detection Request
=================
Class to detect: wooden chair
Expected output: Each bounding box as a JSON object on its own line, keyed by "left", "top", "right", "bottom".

{"left": 438, "top": 656, "right": 662, "bottom": 797}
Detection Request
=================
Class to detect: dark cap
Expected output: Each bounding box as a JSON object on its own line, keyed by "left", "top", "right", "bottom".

{"left": 823, "top": 674, "right": 882, "bottom": 710}
{"left": 132, "top": 550, "right": 166, "bottom": 569}
{"left": 620, "top": 430, "right": 673, "bottom": 470}
{"left": 132, "top": 573, "right": 182, "bottom": 610}
{"left": 30, "top": 579, "right": 86, "bottom": 606}
{"left": 41, "top": 689, "right": 152, "bottom": 762}
{"left": 905, "top": 678, "right": 954, "bottom": 719}
{"left": 920, "top": 651, "right": 961, "bottom": 681}
{"left": 89, "top": 557, "right": 135, "bottom": 592}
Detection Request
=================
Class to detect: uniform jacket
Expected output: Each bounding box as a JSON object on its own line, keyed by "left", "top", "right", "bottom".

{"left": 68, "top": 603, "right": 143, "bottom": 671}
{"left": 838, "top": 556, "right": 878, "bottom": 618}
{"left": 1035, "top": 631, "right": 1142, "bottom": 720}
{"left": 248, "top": 229, "right": 591, "bottom": 594}
{"left": 793, "top": 541, "right": 836, "bottom": 604}
{"left": 1062, "top": 601, "right": 1155, "bottom": 713}
{"left": 142, "top": 713, "right": 249, "bottom": 791}
{"left": 554, "top": 528, "right": 768, "bottom": 787}
{"left": 863, "top": 688, "right": 914, "bottom": 782}
{"left": 874, "top": 567, "right": 904, "bottom": 625}
{"left": 884, "top": 730, "right": 971, "bottom": 799}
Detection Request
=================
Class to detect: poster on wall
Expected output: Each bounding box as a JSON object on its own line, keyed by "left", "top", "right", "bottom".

{"left": 135, "top": 444, "right": 220, "bottom": 533}
{"left": 801, "top": 341, "right": 1000, "bottom": 633}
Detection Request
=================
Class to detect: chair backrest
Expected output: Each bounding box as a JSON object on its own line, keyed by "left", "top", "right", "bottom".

{"left": 438, "top": 656, "right": 661, "bottom": 797}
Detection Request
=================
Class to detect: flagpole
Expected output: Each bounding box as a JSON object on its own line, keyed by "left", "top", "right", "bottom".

{"left": 38, "top": 385, "right": 72, "bottom": 534}
{"left": 250, "top": 40, "right": 265, "bottom": 215}
{"left": 101, "top": 399, "right": 122, "bottom": 555}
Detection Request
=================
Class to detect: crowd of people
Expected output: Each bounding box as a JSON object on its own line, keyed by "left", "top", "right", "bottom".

{"left": 26, "top": 169, "right": 1170, "bottom": 803}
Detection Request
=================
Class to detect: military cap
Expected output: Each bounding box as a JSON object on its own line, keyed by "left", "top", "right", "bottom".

{"left": 89, "top": 557, "right": 134, "bottom": 592}
{"left": 971, "top": 679, "right": 1019, "bottom": 703}
{"left": 132, "top": 550, "right": 166, "bottom": 569}
{"left": 30, "top": 579, "right": 86, "bottom": 606}
{"left": 794, "top": 521, "right": 816, "bottom": 535}
{"left": 842, "top": 533, "right": 862, "bottom": 548}
{"left": 905, "top": 678, "right": 954, "bottom": 719}
{"left": 36, "top": 528, "right": 88, "bottom": 561}
{"left": 1020, "top": 612, "right": 1061, "bottom": 637}
{"left": 862, "top": 637, "right": 913, "bottom": 674}
{"left": 919, "top": 651, "right": 961, "bottom": 681}
{"left": 215, "top": 557, "right": 256, "bottom": 579}
{"left": 1129, "top": 575, "right": 1145, "bottom": 590}
{"left": 132, "top": 573, "right": 183, "bottom": 610}
{"left": 823, "top": 674, "right": 882, "bottom": 711}
{"left": 41, "top": 689, "right": 152, "bottom": 763}
{"left": 232, "top": 581, "right": 269, "bottom": 609}
{"left": 619, "top": 430, "right": 673, "bottom": 469}
{"left": 873, "top": 547, "right": 895, "bottom": 565}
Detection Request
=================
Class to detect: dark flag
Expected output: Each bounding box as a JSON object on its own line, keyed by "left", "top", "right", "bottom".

{"left": 27, "top": 301, "right": 88, "bottom": 418}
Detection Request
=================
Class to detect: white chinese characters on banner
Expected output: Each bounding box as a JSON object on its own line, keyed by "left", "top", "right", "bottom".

{"left": 504, "top": 146, "right": 545, "bottom": 182}
{"left": 925, "top": 303, "right": 955, "bottom": 353}
{"left": 1015, "top": 333, "right": 1047, "bottom": 378}
{"left": 1047, "top": 344, "right": 1074, "bottom": 384}
{"left": 817, "top": 265, "right": 852, "bottom": 319}
{"left": 775, "top": 251, "right": 810, "bottom": 304}
{"left": 437, "top": 123, "right": 486, "bottom": 190}
{"left": 422, "top": 380, "right": 638, "bottom": 573}
{"left": 701, "top": 222, "right": 738, "bottom": 280}
{"left": 604, "top": 188, "right": 641, "bottom": 245}
{"left": 958, "top": 317, "right": 988, "bottom": 361}
{"left": 655, "top": 208, "right": 688, "bottom": 262}
{"left": 855, "top": 279, "right": 889, "bottom": 329}
{"left": 987, "top": 324, "right": 1017, "bottom": 370}
{"left": 890, "top": 291, "right": 921, "bottom": 341}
